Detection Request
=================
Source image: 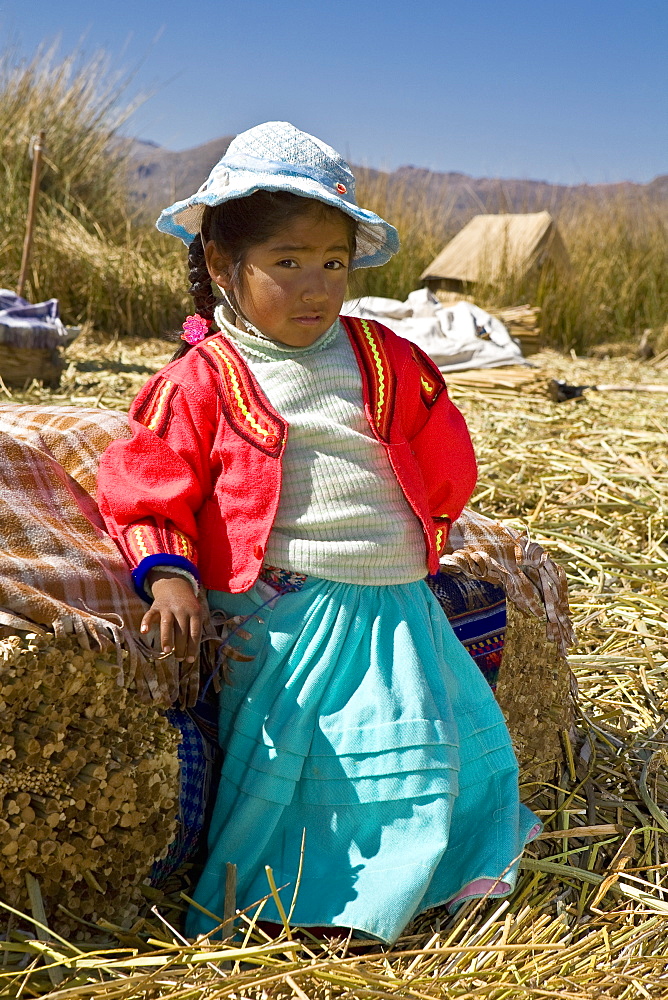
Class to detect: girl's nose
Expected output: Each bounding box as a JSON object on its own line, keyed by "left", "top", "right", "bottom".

{"left": 301, "top": 269, "right": 329, "bottom": 303}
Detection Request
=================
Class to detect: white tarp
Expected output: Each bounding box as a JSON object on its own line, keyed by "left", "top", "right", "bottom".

{"left": 342, "top": 289, "right": 526, "bottom": 372}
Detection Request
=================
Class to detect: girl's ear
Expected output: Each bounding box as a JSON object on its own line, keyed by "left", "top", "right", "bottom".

{"left": 204, "top": 240, "right": 233, "bottom": 289}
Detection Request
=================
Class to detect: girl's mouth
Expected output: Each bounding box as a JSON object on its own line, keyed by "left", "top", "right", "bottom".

{"left": 293, "top": 315, "right": 323, "bottom": 325}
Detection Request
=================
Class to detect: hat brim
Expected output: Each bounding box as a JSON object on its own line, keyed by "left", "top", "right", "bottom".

{"left": 156, "top": 173, "right": 399, "bottom": 270}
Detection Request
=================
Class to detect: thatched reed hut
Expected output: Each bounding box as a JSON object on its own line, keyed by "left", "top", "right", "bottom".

{"left": 421, "top": 211, "right": 570, "bottom": 294}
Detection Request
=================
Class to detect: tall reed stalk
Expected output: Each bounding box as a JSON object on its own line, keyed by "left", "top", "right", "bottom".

{"left": 347, "top": 170, "right": 451, "bottom": 302}
{"left": 0, "top": 45, "right": 188, "bottom": 336}
{"left": 535, "top": 195, "right": 668, "bottom": 353}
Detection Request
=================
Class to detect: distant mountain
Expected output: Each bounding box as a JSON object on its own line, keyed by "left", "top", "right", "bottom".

{"left": 123, "top": 136, "right": 235, "bottom": 215}
{"left": 355, "top": 164, "right": 668, "bottom": 235}
{"left": 122, "top": 135, "right": 667, "bottom": 233}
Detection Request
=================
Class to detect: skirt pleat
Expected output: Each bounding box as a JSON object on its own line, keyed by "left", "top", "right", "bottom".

{"left": 186, "top": 578, "right": 538, "bottom": 943}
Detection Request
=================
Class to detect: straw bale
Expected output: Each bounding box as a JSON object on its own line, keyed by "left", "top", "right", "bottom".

{"left": 0, "top": 629, "right": 179, "bottom": 936}
{"left": 497, "top": 602, "right": 573, "bottom": 784}
{"left": 444, "top": 365, "right": 548, "bottom": 394}
{"left": 497, "top": 303, "right": 542, "bottom": 355}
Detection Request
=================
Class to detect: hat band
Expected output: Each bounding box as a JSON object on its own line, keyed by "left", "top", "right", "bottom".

{"left": 213, "top": 152, "right": 357, "bottom": 205}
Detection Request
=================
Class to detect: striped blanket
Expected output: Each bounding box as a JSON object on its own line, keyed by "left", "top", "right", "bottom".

{"left": 0, "top": 404, "right": 179, "bottom": 703}
{"left": 0, "top": 404, "right": 574, "bottom": 707}
{"left": 442, "top": 507, "right": 574, "bottom": 654}
{"left": 427, "top": 574, "right": 506, "bottom": 691}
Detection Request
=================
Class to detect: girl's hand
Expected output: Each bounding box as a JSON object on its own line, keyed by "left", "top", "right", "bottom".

{"left": 141, "top": 570, "right": 202, "bottom": 662}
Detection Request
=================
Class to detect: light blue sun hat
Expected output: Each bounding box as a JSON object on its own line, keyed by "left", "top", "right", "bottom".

{"left": 155, "top": 121, "right": 399, "bottom": 269}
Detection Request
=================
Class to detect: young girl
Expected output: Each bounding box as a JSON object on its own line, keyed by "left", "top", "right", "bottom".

{"left": 98, "top": 121, "right": 539, "bottom": 944}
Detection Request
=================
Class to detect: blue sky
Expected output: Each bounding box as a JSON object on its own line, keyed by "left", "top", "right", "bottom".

{"left": 2, "top": 0, "right": 666, "bottom": 184}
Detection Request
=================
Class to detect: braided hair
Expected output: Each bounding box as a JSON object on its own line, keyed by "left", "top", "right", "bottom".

{"left": 172, "top": 191, "right": 358, "bottom": 360}
{"left": 188, "top": 233, "right": 218, "bottom": 321}
{"left": 170, "top": 231, "right": 218, "bottom": 361}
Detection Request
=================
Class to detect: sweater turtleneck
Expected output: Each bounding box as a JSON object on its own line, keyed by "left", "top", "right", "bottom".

{"left": 214, "top": 304, "right": 339, "bottom": 360}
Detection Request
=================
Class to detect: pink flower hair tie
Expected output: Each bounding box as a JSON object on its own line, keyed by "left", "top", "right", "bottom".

{"left": 181, "top": 314, "right": 212, "bottom": 345}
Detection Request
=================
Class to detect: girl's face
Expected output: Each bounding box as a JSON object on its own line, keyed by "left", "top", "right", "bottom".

{"left": 205, "top": 207, "right": 352, "bottom": 347}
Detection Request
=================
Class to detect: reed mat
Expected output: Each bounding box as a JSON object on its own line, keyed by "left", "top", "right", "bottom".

{"left": 1, "top": 342, "right": 668, "bottom": 998}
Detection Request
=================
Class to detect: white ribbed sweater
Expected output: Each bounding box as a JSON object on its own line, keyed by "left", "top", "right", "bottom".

{"left": 215, "top": 308, "right": 427, "bottom": 585}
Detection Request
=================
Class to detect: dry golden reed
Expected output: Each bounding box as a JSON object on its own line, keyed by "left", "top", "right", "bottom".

{"left": 0, "top": 44, "right": 188, "bottom": 337}
{"left": 1, "top": 343, "right": 668, "bottom": 998}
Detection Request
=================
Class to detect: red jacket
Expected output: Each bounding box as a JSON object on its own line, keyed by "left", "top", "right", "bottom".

{"left": 98, "top": 316, "right": 477, "bottom": 599}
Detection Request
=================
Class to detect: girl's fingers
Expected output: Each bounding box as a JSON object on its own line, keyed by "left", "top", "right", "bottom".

{"left": 175, "top": 611, "right": 201, "bottom": 663}
{"left": 172, "top": 613, "right": 189, "bottom": 661}
{"left": 186, "top": 612, "right": 203, "bottom": 663}
{"left": 139, "top": 599, "right": 201, "bottom": 661}
{"left": 140, "top": 607, "right": 159, "bottom": 634}
{"left": 172, "top": 611, "right": 202, "bottom": 662}
{"left": 160, "top": 613, "right": 175, "bottom": 655}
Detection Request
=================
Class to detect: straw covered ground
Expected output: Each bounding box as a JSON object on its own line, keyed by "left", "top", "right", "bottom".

{"left": 2, "top": 337, "right": 668, "bottom": 998}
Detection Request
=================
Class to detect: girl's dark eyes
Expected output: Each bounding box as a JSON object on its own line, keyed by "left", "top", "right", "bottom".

{"left": 275, "top": 258, "right": 348, "bottom": 269}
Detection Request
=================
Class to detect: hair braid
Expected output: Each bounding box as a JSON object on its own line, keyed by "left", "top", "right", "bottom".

{"left": 170, "top": 234, "right": 217, "bottom": 360}
{"left": 188, "top": 233, "right": 217, "bottom": 321}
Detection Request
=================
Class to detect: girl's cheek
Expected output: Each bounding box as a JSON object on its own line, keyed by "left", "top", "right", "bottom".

{"left": 261, "top": 271, "right": 292, "bottom": 295}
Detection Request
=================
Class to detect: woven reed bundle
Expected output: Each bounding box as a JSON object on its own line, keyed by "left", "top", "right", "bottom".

{"left": 497, "top": 304, "right": 542, "bottom": 355}
{"left": 496, "top": 602, "right": 573, "bottom": 783}
{"left": 0, "top": 630, "right": 179, "bottom": 935}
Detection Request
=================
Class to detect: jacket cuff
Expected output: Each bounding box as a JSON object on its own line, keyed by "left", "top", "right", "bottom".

{"left": 144, "top": 565, "right": 199, "bottom": 599}
{"left": 132, "top": 554, "right": 200, "bottom": 603}
{"left": 121, "top": 521, "right": 197, "bottom": 566}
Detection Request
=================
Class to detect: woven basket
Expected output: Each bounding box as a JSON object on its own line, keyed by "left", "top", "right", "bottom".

{"left": 0, "top": 345, "right": 64, "bottom": 389}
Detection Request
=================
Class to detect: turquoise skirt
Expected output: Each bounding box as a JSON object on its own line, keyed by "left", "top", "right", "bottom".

{"left": 186, "top": 578, "right": 539, "bottom": 943}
